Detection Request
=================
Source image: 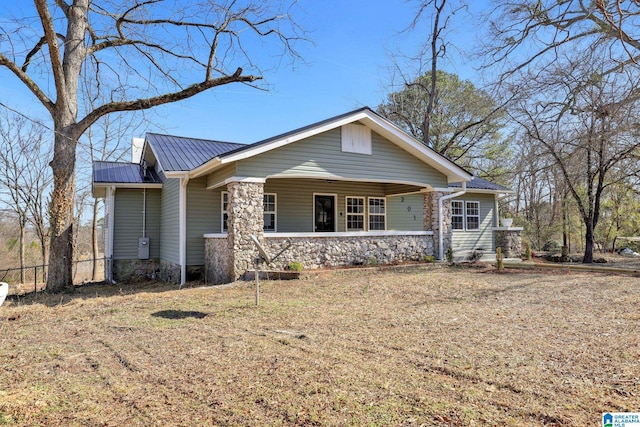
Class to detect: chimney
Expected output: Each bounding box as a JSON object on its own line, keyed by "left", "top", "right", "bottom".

{"left": 131, "top": 137, "right": 144, "bottom": 164}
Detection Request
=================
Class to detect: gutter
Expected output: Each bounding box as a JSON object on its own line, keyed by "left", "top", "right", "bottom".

{"left": 438, "top": 182, "right": 467, "bottom": 260}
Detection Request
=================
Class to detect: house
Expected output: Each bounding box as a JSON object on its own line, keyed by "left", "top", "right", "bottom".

{"left": 92, "top": 107, "right": 520, "bottom": 285}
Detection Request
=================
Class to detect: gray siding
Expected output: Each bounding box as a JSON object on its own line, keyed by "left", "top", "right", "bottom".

{"left": 264, "top": 179, "right": 417, "bottom": 232}
{"left": 160, "top": 178, "right": 180, "bottom": 264}
{"left": 113, "top": 189, "right": 161, "bottom": 260}
{"left": 451, "top": 193, "right": 496, "bottom": 252}
{"left": 186, "top": 177, "right": 218, "bottom": 265}
{"left": 387, "top": 193, "right": 424, "bottom": 231}
{"left": 206, "top": 163, "right": 236, "bottom": 189}
{"left": 237, "top": 129, "right": 448, "bottom": 187}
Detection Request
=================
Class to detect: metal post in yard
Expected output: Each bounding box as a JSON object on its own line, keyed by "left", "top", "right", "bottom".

{"left": 34, "top": 266, "right": 37, "bottom": 295}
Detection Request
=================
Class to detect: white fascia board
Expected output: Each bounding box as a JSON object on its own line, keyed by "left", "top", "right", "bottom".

{"left": 225, "top": 176, "right": 267, "bottom": 184}
{"left": 164, "top": 171, "right": 190, "bottom": 179}
{"left": 357, "top": 115, "right": 472, "bottom": 182}
{"left": 93, "top": 183, "right": 163, "bottom": 190}
{"left": 190, "top": 157, "right": 222, "bottom": 178}
{"left": 464, "top": 188, "right": 516, "bottom": 195}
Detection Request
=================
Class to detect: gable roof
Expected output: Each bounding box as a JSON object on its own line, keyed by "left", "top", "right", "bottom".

{"left": 93, "top": 161, "right": 162, "bottom": 184}
{"left": 188, "top": 107, "right": 473, "bottom": 183}
{"left": 450, "top": 177, "right": 513, "bottom": 193}
{"left": 145, "top": 133, "right": 244, "bottom": 172}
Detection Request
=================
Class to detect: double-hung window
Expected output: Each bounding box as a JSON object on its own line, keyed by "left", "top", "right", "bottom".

{"left": 368, "top": 197, "right": 386, "bottom": 231}
{"left": 346, "top": 196, "right": 365, "bottom": 231}
{"left": 451, "top": 200, "right": 480, "bottom": 231}
{"left": 465, "top": 201, "right": 480, "bottom": 231}
{"left": 263, "top": 193, "right": 277, "bottom": 232}
{"left": 221, "top": 191, "right": 229, "bottom": 232}
{"left": 451, "top": 201, "right": 464, "bottom": 230}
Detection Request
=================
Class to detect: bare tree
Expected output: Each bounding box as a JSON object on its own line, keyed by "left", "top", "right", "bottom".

{"left": 0, "top": 112, "right": 52, "bottom": 282}
{"left": 0, "top": 1, "right": 304, "bottom": 291}
{"left": 484, "top": 0, "right": 640, "bottom": 80}
{"left": 509, "top": 54, "right": 640, "bottom": 263}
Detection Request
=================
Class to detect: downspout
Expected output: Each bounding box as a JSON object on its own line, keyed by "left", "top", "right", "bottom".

{"left": 106, "top": 186, "right": 116, "bottom": 283}
{"left": 179, "top": 176, "right": 189, "bottom": 286}
{"left": 438, "top": 182, "right": 467, "bottom": 260}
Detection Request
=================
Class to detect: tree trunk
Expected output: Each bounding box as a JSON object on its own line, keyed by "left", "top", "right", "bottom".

{"left": 583, "top": 221, "right": 595, "bottom": 263}
{"left": 46, "top": 128, "right": 78, "bottom": 292}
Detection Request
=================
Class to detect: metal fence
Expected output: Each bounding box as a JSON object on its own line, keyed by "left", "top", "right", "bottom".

{"left": 1, "top": 257, "right": 108, "bottom": 295}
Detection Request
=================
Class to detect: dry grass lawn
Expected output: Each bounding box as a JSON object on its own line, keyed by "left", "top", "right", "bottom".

{"left": 0, "top": 265, "right": 638, "bottom": 426}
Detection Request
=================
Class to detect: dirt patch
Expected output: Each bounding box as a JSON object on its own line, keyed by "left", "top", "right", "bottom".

{"left": 0, "top": 268, "right": 638, "bottom": 425}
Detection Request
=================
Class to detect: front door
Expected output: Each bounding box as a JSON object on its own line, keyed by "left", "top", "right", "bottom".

{"left": 314, "top": 195, "right": 336, "bottom": 232}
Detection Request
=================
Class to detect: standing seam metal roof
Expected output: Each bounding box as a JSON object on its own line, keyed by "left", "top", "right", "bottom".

{"left": 450, "top": 177, "right": 511, "bottom": 192}
{"left": 147, "top": 133, "right": 245, "bottom": 171}
{"left": 93, "top": 161, "right": 162, "bottom": 184}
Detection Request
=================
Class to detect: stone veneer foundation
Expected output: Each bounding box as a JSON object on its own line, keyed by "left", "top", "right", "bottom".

{"left": 204, "top": 233, "right": 434, "bottom": 283}
{"left": 112, "top": 259, "right": 159, "bottom": 282}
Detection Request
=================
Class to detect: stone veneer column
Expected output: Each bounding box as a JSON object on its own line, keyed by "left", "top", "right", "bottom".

{"left": 423, "top": 190, "right": 452, "bottom": 260}
{"left": 494, "top": 228, "right": 522, "bottom": 258}
{"left": 226, "top": 180, "right": 264, "bottom": 281}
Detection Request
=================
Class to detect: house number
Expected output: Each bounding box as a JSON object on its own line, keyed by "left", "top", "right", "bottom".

{"left": 407, "top": 206, "right": 411, "bottom": 212}
{"left": 401, "top": 196, "right": 405, "bottom": 202}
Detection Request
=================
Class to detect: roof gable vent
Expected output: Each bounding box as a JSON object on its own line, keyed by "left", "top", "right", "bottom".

{"left": 341, "top": 124, "right": 372, "bottom": 155}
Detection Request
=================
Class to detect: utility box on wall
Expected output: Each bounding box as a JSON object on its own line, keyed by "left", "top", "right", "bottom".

{"left": 138, "top": 237, "right": 150, "bottom": 259}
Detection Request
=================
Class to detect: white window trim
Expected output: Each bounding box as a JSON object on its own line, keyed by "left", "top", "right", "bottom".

{"left": 367, "top": 196, "right": 387, "bottom": 231}
{"left": 264, "top": 193, "right": 277, "bottom": 232}
{"left": 313, "top": 193, "right": 338, "bottom": 232}
{"left": 451, "top": 200, "right": 464, "bottom": 231}
{"left": 221, "top": 191, "right": 229, "bottom": 232}
{"left": 345, "top": 196, "right": 365, "bottom": 232}
{"left": 465, "top": 201, "right": 480, "bottom": 231}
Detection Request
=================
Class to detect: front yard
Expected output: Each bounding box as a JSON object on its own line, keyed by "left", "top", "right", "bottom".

{"left": 1, "top": 266, "right": 638, "bottom": 425}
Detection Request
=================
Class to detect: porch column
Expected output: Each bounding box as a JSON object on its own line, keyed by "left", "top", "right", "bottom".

{"left": 226, "top": 179, "right": 265, "bottom": 280}
{"left": 423, "top": 191, "right": 452, "bottom": 260}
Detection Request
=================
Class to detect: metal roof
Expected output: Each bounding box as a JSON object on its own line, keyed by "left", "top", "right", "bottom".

{"left": 450, "top": 176, "right": 512, "bottom": 192}
{"left": 93, "top": 161, "right": 162, "bottom": 184}
{"left": 147, "top": 133, "right": 244, "bottom": 171}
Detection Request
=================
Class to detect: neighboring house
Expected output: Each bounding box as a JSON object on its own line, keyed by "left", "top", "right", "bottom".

{"left": 92, "top": 107, "right": 519, "bottom": 285}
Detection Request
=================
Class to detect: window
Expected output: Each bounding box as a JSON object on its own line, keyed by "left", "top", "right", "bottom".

{"left": 221, "top": 191, "right": 228, "bottom": 232}
{"left": 346, "top": 196, "right": 365, "bottom": 231}
{"left": 465, "top": 201, "right": 480, "bottom": 231}
{"left": 263, "top": 193, "right": 276, "bottom": 232}
{"left": 451, "top": 201, "right": 464, "bottom": 230}
{"left": 368, "top": 197, "right": 386, "bottom": 230}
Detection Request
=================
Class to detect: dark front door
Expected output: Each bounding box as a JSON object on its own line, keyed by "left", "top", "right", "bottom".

{"left": 315, "top": 195, "right": 335, "bottom": 232}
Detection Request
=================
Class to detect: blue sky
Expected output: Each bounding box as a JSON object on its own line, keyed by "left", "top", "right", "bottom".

{"left": 148, "top": 0, "right": 491, "bottom": 143}
{"left": 1, "top": 0, "right": 491, "bottom": 147}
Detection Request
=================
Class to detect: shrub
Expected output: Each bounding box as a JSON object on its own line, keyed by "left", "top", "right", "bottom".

{"left": 523, "top": 242, "right": 532, "bottom": 260}
{"left": 287, "top": 261, "right": 304, "bottom": 272}
{"left": 542, "top": 240, "right": 561, "bottom": 252}
{"left": 467, "top": 249, "right": 483, "bottom": 263}
{"left": 446, "top": 247, "right": 454, "bottom": 264}
{"left": 423, "top": 255, "right": 435, "bottom": 263}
